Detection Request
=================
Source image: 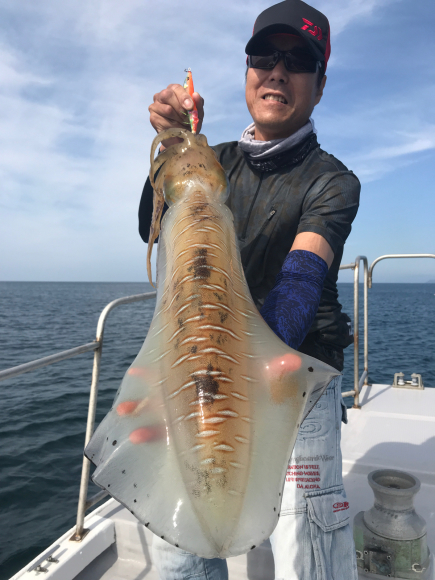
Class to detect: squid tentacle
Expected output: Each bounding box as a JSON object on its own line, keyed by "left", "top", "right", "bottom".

{"left": 147, "top": 129, "right": 194, "bottom": 286}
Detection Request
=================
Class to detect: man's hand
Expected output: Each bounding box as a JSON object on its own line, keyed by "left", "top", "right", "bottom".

{"left": 149, "top": 83, "right": 204, "bottom": 149}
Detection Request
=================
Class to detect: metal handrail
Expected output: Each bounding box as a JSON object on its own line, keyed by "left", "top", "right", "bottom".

{"left": 368, "top": 254, "right": 435, "bottom": 288}
{"left": 0, "top": 290, "right": 157, "bottom": 541}
{"left": 72, "top": 291, "right": 156, "bottom": 541}
{"left": 339, "top": 256, "right": 368, "bottom": 408}
{"left": 340, "top": 253, "right": 435, "bottom": 406}
{"left": 0, "top": 342, "right": 98, "bottom": 382}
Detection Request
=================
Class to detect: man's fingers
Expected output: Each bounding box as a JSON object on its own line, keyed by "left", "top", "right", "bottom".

{"left": 149, "top": 109, "right": 188, "bottom": 138}
{"left": 149, "top": 103, "right": 189, "bottom": 125}
{"left": 150, "top": 95, "right": 186, "bottom": 126}
{"left": 166, "top": 83, "right": 194, "bottom": 111}
{"left": 149, "top": 83, "right": 205, "bottom": 137}
{"left": 157, "top": 84, "right": 193, "bottom": 117}
{"left": 149, "top": 108, "right": 188, "bottom": 131}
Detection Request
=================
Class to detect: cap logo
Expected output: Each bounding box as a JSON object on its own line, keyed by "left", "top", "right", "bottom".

{"left": 301, "top": 18, "right": 323, "bottom": 41}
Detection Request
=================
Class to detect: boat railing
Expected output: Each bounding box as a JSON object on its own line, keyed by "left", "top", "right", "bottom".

{"left": 339, "top": 253, "right": 435, "bottom": 407}
{"left": 368, "top": 254, "right": 435, "bottom": 288}
{"left": 339, "top": 256, "right": 369, "bottom": 408}
{"left": 0, "top": 291, "right": 157, "bottom": 542}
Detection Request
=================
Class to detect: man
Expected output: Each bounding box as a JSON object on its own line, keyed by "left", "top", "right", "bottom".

{"left": 139, "top": 1, "right": 360, "bottom": 578}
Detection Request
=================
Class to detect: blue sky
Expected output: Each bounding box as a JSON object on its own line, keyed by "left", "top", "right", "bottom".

{"left": 1, "top": 0, "right": 434, "bottom": 283}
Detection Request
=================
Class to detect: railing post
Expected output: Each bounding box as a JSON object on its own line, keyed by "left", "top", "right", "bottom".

{"left": 339, "top": 256, "right": 368, "bottom": 407}
{"left": 363, "top": 258, "right": 369, "bottom": 386}
{"left": 353, "top": 260, "right": 361, "bottom": 409}
{"left": 70, "top": 291, "right": 156, "bottom": 541}
{"left": 70, "top": 342, "right": 103, "bottom": 541}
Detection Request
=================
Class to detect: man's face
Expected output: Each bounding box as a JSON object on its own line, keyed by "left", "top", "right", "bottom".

{"left": 245, "top": 34, "right": 326, "bottom": 141}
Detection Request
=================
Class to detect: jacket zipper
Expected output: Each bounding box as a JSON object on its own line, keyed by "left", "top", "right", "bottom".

{"left": 266, "top": 208, "right": 277, "bottom": 220}
{"left": 244, "top": 206, "right": 277, "bottom": 264}
{"left": 240, "top": 173, "right": 264, "bottom": 241}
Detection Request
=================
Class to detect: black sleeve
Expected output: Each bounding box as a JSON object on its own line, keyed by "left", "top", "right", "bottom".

{"left": 138, "top": 177, "right": 168, "bottom": 243}
{"left": 296, "top": 171, "right": 360, "bottom": 255}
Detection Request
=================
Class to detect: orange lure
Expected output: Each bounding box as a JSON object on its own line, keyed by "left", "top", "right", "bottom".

{"left": 183, "top": 68, "right": 199, "bottom": 134}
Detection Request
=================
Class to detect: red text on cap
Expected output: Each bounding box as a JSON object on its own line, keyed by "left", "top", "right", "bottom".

{"left": 301, "top": 18, "right": 323, "bottom": 41}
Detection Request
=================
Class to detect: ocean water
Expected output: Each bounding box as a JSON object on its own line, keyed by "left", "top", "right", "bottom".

{"left": 0, "top": 281, "right": 434, "bottom": 579}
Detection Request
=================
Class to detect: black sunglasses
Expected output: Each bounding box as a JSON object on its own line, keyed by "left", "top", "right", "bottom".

{"left": 248, "top": 48, "right": 319, "bottom": 73}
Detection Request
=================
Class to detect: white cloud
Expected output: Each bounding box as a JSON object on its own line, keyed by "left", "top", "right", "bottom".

{"left": 347, "top": 130, "right": 434, "bottom": 181}
{"left": 0, "top": 0, "right": 432, "bottom": 281}
{"left": 314, "top": 0, "right": 396, "bottom": 35}
{"left": 315, "top": 84, "right": 435, "bottom": 182}
{"left": 340, "top": 129, "right": 435, "bottom": 183}
{"left": 366, "top": 133, "right": 435, "bottom": 160}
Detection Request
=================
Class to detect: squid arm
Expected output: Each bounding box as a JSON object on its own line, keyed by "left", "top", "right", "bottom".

{"left": 147, "top": 128, "right": 195, "bottom": 286}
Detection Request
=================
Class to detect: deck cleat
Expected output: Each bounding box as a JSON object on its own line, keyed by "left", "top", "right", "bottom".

{"left": 393, "top": 373, "right": 424, "bottom": 390}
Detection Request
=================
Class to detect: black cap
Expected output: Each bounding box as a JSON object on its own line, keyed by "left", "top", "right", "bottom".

{"left": 245, "top": 0, "right": 331, "bottom": 70}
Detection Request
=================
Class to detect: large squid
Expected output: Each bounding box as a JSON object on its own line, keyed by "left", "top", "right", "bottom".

{"left": 85, "top": 126, "right": 339, "bottom": 559}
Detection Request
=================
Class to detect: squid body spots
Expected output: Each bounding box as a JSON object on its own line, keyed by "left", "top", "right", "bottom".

{"left": 117, "top": 397, "right": 151, "bottom": 417}
{"left": 184, "top": 411, "right": 201, "bottom": 421}
{"left": 167, "top": 380, "right": 196, "bottom": 400}
{"left": 179, "top": 336, "right": 208, "bottom": 347}
{"left": 265, "top": 353, "right": 303, "bottom": 404}
{"left": 127, "top": 367, "right": 145, "bottom": 377}
{"left": 129, "top": 425, "right": 164, "bottom": 444}
{"left": 213, "top": 444, "right": 235, "bottom": 452}
{"left": 195, "top": 430, "right": 219, "bottom": 438}
{"left": 190, "top": 444, "right": 206, "bottom": 453}
{"left": 231, "top": 391, "right": 249, "bottom": 401}
{"left": 202, "top": 416, "right": 227, "bottom": 424}
{"left": 174, "top": 303, "right": 191, "bottom": 317}
{"left": 198, "top": 283, "right": 228, "bottom": 295}
{"left": 267, "top": 353, "right": 302, "bottom": 377}
{"left": 216, "top": 410, "right": 239, "bottom": 418}
{"left": 210, "top": 467, "right": 227, "bottom": 474}
{"left": 117, "top": 401, "right": 140, "bottom": 415}
{"left": 189, "top": 393, "right": 229, "bottom": 406}
{"left": 126, "top": 366, "right": 158, "bottom": 382}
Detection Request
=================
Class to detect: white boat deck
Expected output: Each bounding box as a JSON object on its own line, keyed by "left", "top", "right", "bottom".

{"left": 12, "top": 384, "right": 435, "bottom": 580}
{"left": 342, "top": 384, "right": 435, "bottom": 580}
